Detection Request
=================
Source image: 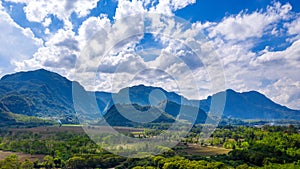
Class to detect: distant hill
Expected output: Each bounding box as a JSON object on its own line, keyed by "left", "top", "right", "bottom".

{"left": 98, "top": 85, "right": 300, "bottom": 120}
{"left": 98, "top": 104, "right": 175, "bottom": 127}
{"left": 98, "top": 101, "right": 213, "bottom": 127}
{"left": 0, "top": 69, "right": 299, "bottom": 127}
{"left": 201, "top": 89, "right": 300, "bottom": 120}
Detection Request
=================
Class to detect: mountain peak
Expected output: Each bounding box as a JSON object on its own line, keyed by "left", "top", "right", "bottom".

{"left": 0, "top": 69, "right": 63, "bottom": 85}
{"left": 34, "top": 68, "right": 50, "bottom": 72}
{"left": 225, "top": 89, "right": 236, "bottom": 93}
{"left": 1, "top": 68, "right": 61, "bottom": 81}
{"left": 127, "top": 84, "right": 161, "bottom": 91}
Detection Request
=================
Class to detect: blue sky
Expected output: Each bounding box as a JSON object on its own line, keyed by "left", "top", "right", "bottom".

{"left": 0, "top": 0, "right": 300, "bottom": 110}
{"left": 176, "top": 0, "right": 300, "bottom": 22}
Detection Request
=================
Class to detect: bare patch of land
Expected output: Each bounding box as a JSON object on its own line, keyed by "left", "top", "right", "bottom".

{"left": 0, "top": 150, "right": 44, "bottom": 162}
{"left": 9, "top": 125, "right": 144, "bottom": 134}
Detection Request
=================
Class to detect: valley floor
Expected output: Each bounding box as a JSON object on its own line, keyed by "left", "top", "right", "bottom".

{"left": 0, "top": 124, "right": 299, "bottom": 168}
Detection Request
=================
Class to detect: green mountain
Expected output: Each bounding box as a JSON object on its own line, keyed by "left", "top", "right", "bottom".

{"left": 0, "top": 69, "right": 79, "bottom": 123}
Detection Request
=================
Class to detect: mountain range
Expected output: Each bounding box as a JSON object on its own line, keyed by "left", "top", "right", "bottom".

{"left": 0, "top": 69, "right": 299, "bottom": 126}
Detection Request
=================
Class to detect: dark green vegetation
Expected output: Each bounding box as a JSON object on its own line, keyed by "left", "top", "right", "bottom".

{"left": 0, "top": 111, "right": 54, "bottom": 127}
{"left": 0, "top": 126, "right": 126, "bottom": 169}
{"left": 0, "top": 125, "right": 299, "bottom": 168}
{"left": 0, "top": 69, "right": 299, "bottom": 127}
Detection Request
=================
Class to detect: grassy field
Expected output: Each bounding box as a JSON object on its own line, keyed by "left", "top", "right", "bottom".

{"left": 175, "top": 143, "right": 231, "bottom": 156}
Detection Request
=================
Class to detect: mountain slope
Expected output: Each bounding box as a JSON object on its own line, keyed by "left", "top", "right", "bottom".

{"left": 0, "top": 109, "right": 53, "bottom": 127}
{"left": 159, "top": 100, "right": 210, "bottom": 124}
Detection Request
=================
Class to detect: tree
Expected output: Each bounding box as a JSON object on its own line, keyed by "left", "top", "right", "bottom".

{"left": 66, "top": 156, "right": 86, "bottom": 169}
{"left": 21, "top": 159, "right": 34, "bottom": 169}
{"left": 0, "top": 154, "right": 21, "bottom": 169}
{"left": 54, "top": 157, "right": 63, "bottom": 168}
{"left": 43, "top": 155, "right": 54, "bottom": 169}
{"left": 241, "top": 141, "right": 249, "bottom": 149}
{"left": 236, "top": 164, "right": 255, "bottom": 169}
{"left": 163, "top": 162, "right": 179, "bottom": 169}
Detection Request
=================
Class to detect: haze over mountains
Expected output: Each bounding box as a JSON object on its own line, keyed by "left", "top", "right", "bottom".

{"left": 0, "top": 69, "right": 299, "bottom": 126}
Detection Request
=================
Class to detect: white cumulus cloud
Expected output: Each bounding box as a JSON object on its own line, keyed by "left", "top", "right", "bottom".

{"left": 209, "top": 2, "right": 292, "bottom": 41}
{"left": 6, "top": 0, "right": 99, "bottom": 29}
{"left": 0, "top": 1, "right": 42, "bottom": 76}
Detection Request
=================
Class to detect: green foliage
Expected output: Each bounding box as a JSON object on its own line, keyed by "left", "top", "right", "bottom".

{"left": 148, "top": 155, "right": 230, "bottom": 169}
{"left": 0, "top": 154, "right": 21, "bottom": 169}
{"left": 208, "top": 126, "right": 300, "bottom": 167}
{"left": 66, "top": 156, "right": 86, "bottom": 169}
{"left": 43, "top": 155, "right": 54, "bottom": 169}
{"left": 20, "top": 159, "right": 34, "bottom": 169}
{"left": 259, "top": 161, "right": 300, "bottom": 169}
{"left": 132, "top": 166, "right": 156, "bottom": 169}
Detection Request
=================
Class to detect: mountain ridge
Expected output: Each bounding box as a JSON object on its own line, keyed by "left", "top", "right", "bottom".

{"left": 0, "top": 69, "right": 299, "bottom": 126}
